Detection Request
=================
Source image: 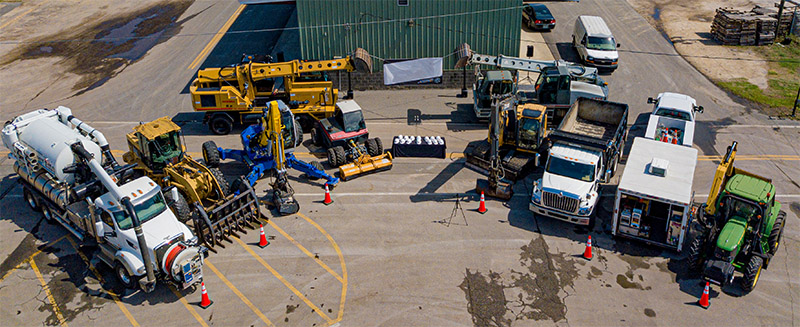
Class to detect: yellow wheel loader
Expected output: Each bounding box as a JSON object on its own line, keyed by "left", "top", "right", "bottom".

{"left": 123, "top": 117, "right": 262, "bottom": 251}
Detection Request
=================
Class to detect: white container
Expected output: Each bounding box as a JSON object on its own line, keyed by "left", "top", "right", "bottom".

{"left": 416, "top": 136, "right": 422, "bottom": 144}
{"left": 394, "top": 137, "right": 400, "bottom": 144}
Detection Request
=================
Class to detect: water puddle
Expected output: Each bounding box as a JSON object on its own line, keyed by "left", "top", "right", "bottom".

{"left": 2, "top": 0, "right": 201, "bottom": 94}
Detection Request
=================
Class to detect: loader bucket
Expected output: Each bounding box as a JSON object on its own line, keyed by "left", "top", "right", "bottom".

{"left": 352, "top": 48, "right": 373, "bottom": 73}
{"left": 338, "top": 152, "right": 393, "bottom": 181}
{"left": 193, "top": 184, "right": 261, "bottom": 252}
{"left": 454, "top": 43, "right": 472, "bottom": 69}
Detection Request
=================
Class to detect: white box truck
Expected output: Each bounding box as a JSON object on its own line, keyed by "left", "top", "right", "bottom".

{"left": 612, "top": 137, "right": 698, "bottom": 251}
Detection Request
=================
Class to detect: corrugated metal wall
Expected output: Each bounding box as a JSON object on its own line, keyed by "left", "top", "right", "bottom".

{"left": 296, "top": 0, "right": 522, "bottom": 71}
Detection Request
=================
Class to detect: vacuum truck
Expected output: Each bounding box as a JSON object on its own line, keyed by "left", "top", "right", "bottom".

{"left": 2, "top": 106, "right": 206, "bottom": 293}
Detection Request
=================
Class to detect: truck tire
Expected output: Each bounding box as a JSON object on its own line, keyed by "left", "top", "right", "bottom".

{"left": 311, "top": 127, "right": 322, "bottom": 146}
{"left": 742, "top": 255, "right": 763, "bottom": 293}
{"left": 768, "top": 211, "right": 786, "bottom": 255}
{"left": 209, "top": 114, "right": 233, "bottom": 135}
{"left": 114, "top": 261, "right": 138, "bottom": 290}
{"left": 374, "top": 138, "right": 383, "bottom": 154}
{"left": 333, "top": 146, "right": 346, "bottom": 166}
{"left": 686, "top": 230, "right": 706, "bottom": 274}
{"left": 294, "top": 117, "right": 303, "bottom": 147}
{"left": 41, "top": 205, "right": 55, "bottom": 223}
{"left": 23, "top": 188, "right": 41, "bottom": 212}
{"left": 327, "top": 148, "right": 339, "bottom": 167}
{"left": 209, "top": 168, "right": 230, "bottom": 196}
{"left": 307, "top": 161, "right": 324, "bottom": 180}
{"left": 202, "top": 141, "right": 221, "bottom": 168}
{"left": 171, "top": 192, "right": 192, "bottom": 223}
{"left": 366, "top": 138, "right": 379, "bottom": 156}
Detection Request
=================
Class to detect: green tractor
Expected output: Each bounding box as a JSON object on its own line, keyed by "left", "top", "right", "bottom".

{"left": 687, "top": 141, "right": 786, "bottom": 293}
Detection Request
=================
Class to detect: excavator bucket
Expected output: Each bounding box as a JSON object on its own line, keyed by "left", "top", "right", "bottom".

{"left": 352, "top": 48, "right": 373, "bottom": 73}
{"left": 454, "top": 43, "right": 473, "bottom": 69}
{"left": 338, "top": 152, "right": 393, "bottom": 181}
{"left": 193, "top": 183, "right": 262, "bottom": 252}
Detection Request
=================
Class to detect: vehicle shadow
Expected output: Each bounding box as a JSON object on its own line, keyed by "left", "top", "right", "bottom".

{"left": 554, "top": 42, "right": 580, "bottom": 63}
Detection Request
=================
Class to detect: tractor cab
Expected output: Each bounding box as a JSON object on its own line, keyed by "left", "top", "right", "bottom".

{"left": 125, "top": 117, "right": 185, "bottom": 172}
{"left": 314, "top": 100, "right": 369, "bottom": 148}
{"left": 500, "top": 103, "right": 546, "bottom": 154}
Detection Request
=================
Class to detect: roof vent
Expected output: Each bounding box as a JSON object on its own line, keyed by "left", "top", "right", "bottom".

{"left": 649, "top": 158, "right": 669, "bottom": 177}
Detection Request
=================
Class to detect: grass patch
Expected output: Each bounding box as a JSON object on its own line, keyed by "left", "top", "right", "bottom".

{"left": 720, "top": 36, "right": 800, "bottom": 117}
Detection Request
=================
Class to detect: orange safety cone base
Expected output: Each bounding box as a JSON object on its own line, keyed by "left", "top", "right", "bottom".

{"left": 258, "top": 224, "right": 269, "bottom": 248}
{"left": 199, "top": 283, "right": 213, "bottom": 309}
{"left": 583, "top": 236, "right": 593, "bottom": 260}
{"left": 698, "top": 282, "right": 710, "bottom": 309}
{"left": 323, "top": 185, "right": 333, "bottom": 205}
{"left": 478, "top": 192, "right": 487, "bottom": 214}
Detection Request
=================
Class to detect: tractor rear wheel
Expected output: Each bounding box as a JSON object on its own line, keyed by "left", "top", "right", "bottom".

{"left": 742, "top": 255, "right": 764, "bottom": 294}
{"left": 366, "top": 139, "right": 379, "bottom": 156}
{"left": 327, "top": 148, "right": 339, "bottom": 167}
{"left": 333, "top": 146, "right": 346, "bottom": 166}
{"left": 768, "top": 211, "right": 786, "bottom": 255}
{"left": 202, "top": 141, "right": 221, "bottom": 168}
{"left": 374, "top": 138, "right": 383, "bottom": 154}
{"left": 170, "top": 192, "right": 192, "bottom": 223}
{"left": 687, "top": 228, "right": 707, "bottom": 274}
{"left": 311, "top": 127, "right": 322, "bottom": 146}
{"left": 209, "top": 168, "right": 230, "bottom": 196}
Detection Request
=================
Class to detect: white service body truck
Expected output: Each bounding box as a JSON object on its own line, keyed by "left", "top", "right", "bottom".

{"left": 612, "top": 137, "right": 698, "bottom": 251}
{"left": 2, "top": 107, "right": 205, "bottom": 292}
{"left": 644, "top": 92, "right": 703, "bottom": 147}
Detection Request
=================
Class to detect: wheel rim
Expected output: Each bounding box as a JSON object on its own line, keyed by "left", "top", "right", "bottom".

{"left": 25, "top": 192, "right": 36, "bottom": 209}
{"left": 202, "top": 147, "right": 209, "bottom": 162}
{"left": 212, "top": 119, "right": 230, "bottom": 134}
{"left": 42, "top": 207, "right": 51, "bottom": 221}
{"left": 118, "top": 266, "right": 131, "bottom": 284}
{"left": 753, "top": 265, "right": 761, "bottom": 287}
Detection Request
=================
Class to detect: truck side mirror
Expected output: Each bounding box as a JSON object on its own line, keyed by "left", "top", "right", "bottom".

{"left": 604, "top": 169, "right": 612, "bottom": 183}
{"left": 647, "top": 97, "right": 655, "bottom": 104}
{"left": 695, "top": 105, "right": 704, "bottom": 113}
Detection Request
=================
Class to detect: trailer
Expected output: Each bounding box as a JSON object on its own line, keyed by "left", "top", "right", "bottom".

{"left": 612, "top": 137, "right": 698, "bottom": 251}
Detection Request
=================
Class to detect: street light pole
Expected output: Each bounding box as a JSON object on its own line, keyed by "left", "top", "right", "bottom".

{"left": 792, "top": 85, "right": 799, "bottom": 117}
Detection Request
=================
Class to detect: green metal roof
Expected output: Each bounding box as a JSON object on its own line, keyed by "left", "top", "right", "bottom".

{"left": 725, "top": 174, "right": 774, "bottom": 203}
{"left": 296, "top": 0, "right": 522, "bottom": 71}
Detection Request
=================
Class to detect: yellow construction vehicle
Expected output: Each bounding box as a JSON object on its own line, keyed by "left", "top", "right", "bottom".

{"left": 190, "top": 49, "right": 372, "bottom": 135}
{"left": 338, "top": 139, "right": 393, "bottom": 181}
{"left": 122, "top": 117, "right": 262, "bottom": 251}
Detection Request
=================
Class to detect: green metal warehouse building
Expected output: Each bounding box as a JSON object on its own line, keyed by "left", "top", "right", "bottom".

{"left": 295, "top": 0, "right": 522, "bottom": 72}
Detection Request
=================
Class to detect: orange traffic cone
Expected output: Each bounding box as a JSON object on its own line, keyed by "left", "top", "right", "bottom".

{"left": 199, "top": 282, "right": 213, "bottom": 309}
{"left": 698, "top": 282, "right": 710, "bottom": 309}
{"left": 583, "top": 235, "right": 593, "bottom": 260}
{"left": 258, "top": 223, "right": 269, "bottom": 248}
{"left": 323, "top": 184, "right": 333, "bottom": 205}
{"left": 478, "top": 191, "right": 487, "bottom": 214}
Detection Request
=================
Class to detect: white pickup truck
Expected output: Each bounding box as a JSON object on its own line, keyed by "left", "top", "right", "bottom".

{"left": 644, "top": 92, "right": 703, "bottom": 146}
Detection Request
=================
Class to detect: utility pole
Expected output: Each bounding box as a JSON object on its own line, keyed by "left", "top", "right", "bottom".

{"left": 778, "top": 0, "right": 786, "bottom": 37}
{"left": 792, "top": 85, "right": 799, "bottom": 117}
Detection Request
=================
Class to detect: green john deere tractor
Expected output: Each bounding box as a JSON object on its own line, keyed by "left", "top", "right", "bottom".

{"left": 687, "top": 141, "right": 786, "bottom": 293}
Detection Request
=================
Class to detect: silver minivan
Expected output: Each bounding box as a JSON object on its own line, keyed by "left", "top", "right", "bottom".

{"left": 573, "top": 15, "right": 619, "bottom": 71}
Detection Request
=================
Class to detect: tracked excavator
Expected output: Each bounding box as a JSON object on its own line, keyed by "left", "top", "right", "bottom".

{"left": 190, "top": 49, "right": 373, "bottom": 135}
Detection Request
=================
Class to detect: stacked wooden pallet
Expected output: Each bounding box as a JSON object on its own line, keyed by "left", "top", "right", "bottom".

{"left": 752, "top": 5, "right": 795, "bottom": 37}
{"left": 711, "top": 8, "right": 752, "bottom": 45}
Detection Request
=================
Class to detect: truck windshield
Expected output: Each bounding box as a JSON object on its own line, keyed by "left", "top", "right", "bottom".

{"left": 587, "top": 37, "right": 616, "bottom": 51}
{"left": 655, "top": 108, "right": 691, "bottom": 121}
{"left": 546, "top": 156, "right": 595, "bottom": 182}
{"left": 112, "top": 193, "right": 168, "bottom": 230}
{"left": 517, "top": 117, "right": 540, "bottom": 150}
{"left": 342, "top": 111, "right": 366, "bottom": 132}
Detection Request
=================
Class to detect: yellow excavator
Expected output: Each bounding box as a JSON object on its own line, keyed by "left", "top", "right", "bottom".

{"left": 190, "top": 49, "right": 372, "bottom": 135}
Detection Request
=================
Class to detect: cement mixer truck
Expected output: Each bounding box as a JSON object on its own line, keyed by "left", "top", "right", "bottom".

{"left": 2, "top": 106, "right": 206, "bottom": 293}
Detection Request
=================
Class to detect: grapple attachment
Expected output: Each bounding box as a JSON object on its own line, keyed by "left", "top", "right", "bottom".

{"left": 193, "top": 183, "right": 262, "bottom": 252}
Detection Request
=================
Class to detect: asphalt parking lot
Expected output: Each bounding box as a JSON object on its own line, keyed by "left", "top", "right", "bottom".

{"left": 1, "top": 0, "right": 799, "bottom": 326}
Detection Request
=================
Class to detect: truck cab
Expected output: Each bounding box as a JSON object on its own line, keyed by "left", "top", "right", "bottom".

{"left": 531, "top": 143, "right": 602, "bottom": 225}
{"left": 533, "top": 66, "right": 608, "bottom": 124}
{"left": 93, "top": 177, "right": 204, "bottom": 291}
{"left": 645, "top": 92, "right": 703, "bottom": 146}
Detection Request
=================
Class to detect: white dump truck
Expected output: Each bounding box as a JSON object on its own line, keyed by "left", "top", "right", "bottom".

{"left": 2, "top": 107, "right": 205, "bottom": 293}
{"left": 612, "top": 137, "right": 697, "bottom": 251}
{"left": 644, "top": 92, "right": 703, "bottom": 146}
{"left": 530, "top": 98, "right": 628, "bottom": 227}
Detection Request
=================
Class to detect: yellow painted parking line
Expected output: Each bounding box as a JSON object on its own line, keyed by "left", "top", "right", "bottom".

{"left": 30, "top": 258, "right": 67, "bottom": 327}
{"left": 188, "top": 4, "right": 246, "bottom": 70}
{"left": 0, "top": 6, "right": 36, "bottom": 30}
{"left": 297, "top": 213, "right": 348, "bottom": 323}
{"left": 167, "top": 284, "right": 209, "bottom": 327}
{"left": 205, "top": 260, "right": 273, "bottom": 326}
{"left": 0, "top": 235, "right": 68, "bottom": 284}
{"left": 233, "top": 237, "right": 334, "bottom": 325}
{"left": 64, "top": 237, "right": 139, "bottom": 327}
{"left": 265, "top": 219, "right": 343, "bottom": 283}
